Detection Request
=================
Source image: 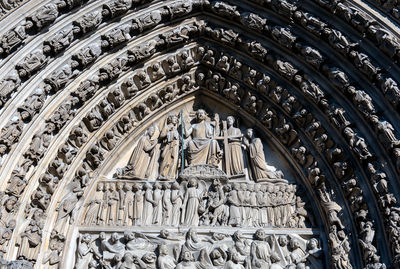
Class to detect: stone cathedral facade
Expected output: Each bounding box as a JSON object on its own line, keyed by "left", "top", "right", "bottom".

{"left": 0, "top": 0, "right": 399, "bottom": 268}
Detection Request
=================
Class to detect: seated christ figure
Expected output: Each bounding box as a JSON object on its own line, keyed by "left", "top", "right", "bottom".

{"left": 184, "top": 109, "right": 221, "bottom": 166}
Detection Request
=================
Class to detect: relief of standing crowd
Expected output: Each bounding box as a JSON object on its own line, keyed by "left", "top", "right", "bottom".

{"left": 82, "top": 179, "right": 312, "bottom": 229}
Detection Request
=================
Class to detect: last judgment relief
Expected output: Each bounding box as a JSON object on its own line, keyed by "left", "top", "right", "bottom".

{"left": 4, "top": 0, "right": 400, "bottom": 267}
{"left": 77, "top": 100, "right": 326, "bottom": 269}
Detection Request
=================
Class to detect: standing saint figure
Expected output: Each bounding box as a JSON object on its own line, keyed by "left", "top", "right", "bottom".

{"left": 159, "top": 114, "right": 180, "bottom": 179}
{"left": 243, "top": 128, "right": 280, "bottom": 182}
{"left": 226, "top": 116, "right": 244, "bottom": 175}
{"left": 184, "top": 109, "right": 221, "bottom": 166}
{"left": 181, "top": 178, "right": 203, "bottom": 226}
{"left": 125, "top": 126, "right": 158, "bottom": 178}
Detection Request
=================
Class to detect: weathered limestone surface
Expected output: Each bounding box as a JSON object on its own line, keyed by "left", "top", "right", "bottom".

{"left": 0, "top": 0, "right": 399, "bottom": 268}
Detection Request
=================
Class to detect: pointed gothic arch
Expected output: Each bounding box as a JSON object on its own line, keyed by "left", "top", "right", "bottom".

{"left": 0, "top": 0, "right": 399, "bottom": 268}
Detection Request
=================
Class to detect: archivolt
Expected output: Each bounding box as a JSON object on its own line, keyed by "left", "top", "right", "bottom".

{"left": 0, "top": 0, "right": 400, "bottom": 268}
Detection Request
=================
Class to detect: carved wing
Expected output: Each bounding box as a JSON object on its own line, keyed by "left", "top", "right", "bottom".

{"left": 198, "top": 180, "right": 207, "bottom": 195}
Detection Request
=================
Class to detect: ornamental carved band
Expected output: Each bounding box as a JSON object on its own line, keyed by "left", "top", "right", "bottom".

{"left": 0, "top": 0, "right": 399, "bottom": 269}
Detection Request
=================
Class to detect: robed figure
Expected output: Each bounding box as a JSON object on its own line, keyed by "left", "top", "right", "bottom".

{"left": 159, "top": 114, "right": 180, "bottom": 179}
{"left": 184, "top": 109, "right": 221, "bottom": 166}
{"left": 126, "top": 126, "right": 158, "bottom": 178}
{"left": 243, "top": 128, "right": 278, "bottom": 182}
{"left": 181, "top": 179, "right": 204, "bottom": 226}
{"left": 226, "top": 116, "right": 244, "bottom": 175}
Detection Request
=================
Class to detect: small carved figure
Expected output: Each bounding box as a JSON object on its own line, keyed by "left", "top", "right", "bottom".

{"left": 15, "top": 50, "right": 47, "bottom": 78}
{"left": 43, "top": 26, "right": 74, "bottom": 54}
{"left": 72, "top": 10, "right": 102, "bottom": 35}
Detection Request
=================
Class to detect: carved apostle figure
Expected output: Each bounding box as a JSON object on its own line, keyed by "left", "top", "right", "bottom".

{"left": 125, "top": 126, "right": 158, "bottom": 178}
{"left": 170, "top": 182, "right": 183, "bottom": 226}
{"left": 83, "top": 183, "right": 104, "bottom": 225}
{"left": 243, "top": 128, "right": 281, "bottom": 182}
{"left": 225, "top": 116, "right": 244, "bottom": 175}
{"left": 159, "top": 114, "right": 180, "bottom": 179}
{"left": 184, "top": 109, "right": 221, "bottom": 166}
{"left": 133, "top": 183, "right": 144, "bottom": 225}
{"left": 143, "top": 183, "right": 154, "bottom": 225}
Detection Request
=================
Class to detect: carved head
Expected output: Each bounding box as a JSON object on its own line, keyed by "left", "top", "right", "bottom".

{"left": 167, "top": 56, "right": 175, "bottom": 64}
{"left": 152, "top": 63, "right": 160, "bottom": 71}
{"left": 138, "top": 71, "right": 147, "bottom": 80}
{"left": 172, "top": 182, "right": 180, "bottom": 190}
{"left": 197, "top": 72, "right": 205, "bottom": 81}
{"left": 246, "top": 128, "right": 254, "bottom": 139}
{"left": 154, "top": 183, "right": 161, "bottom": 190}
{"left": 124, "top": 183, "right": 132, "bottom": 191}
{"left": 96, "top": 182, "right": 104, "bottom": 191}
{"left": 188, "top": 178, "right": 198, "bottom": 188}
{"left": 142, "top": 253, "right": 157, "bottom": 263}
{"left": 181, "top": 51, "right": 188, "bottom": 59}
{"left": 278, "top": 235, "right": 288, "bottom": 246}
{"left": 233, "top": 231, "right": 243, "bottom": 241}
{"left": 196, "top": 109, "right": 207, "bottom": 121}
{"left": 147, "top": 126, "right": 155, "bottom": 137}
{"left": 210, "top": 248, "right": 224, "bottom": 263}
{"left": 308, "top": 238, "right": 319, "bottom": 250}
{"left": 144, "top": 183, "right": 152, "bottom": 190}
{"left": 82, "top": 234, "right": 92, "bottom": 243}
{"left": 240, "top": 183, "right": 247, "bottom": 190}
{"left": 124, "top": 231, "right": 135, "bottom": 241}
{"left": 255, "top": 229, "right": 267, "bottom": 241}
{"left": 290, "top": 238, "right": 300, "bottom": 249}
{"left": 111, "top": 232, "right": 119, "bottom": 243}
{"left": 181, "top": 250, "right": 194, "bottom": 262}
{"left": 109, "top": 183, "right": 115, "bottom": 191}
{"left": 159, "top": 244, "right": 169, "bottom": 255}
{"left": 187, "top": 228, "right": 198, "bottom": 242}
{"left": 233, "top": 183, "right": 240, "bottom": 191}
{"left": 247, "top": 184, "right": 254, "bottom": 192}
{"left": 227, "top": 116, "right": 235, "bottom": 126}
{"left": 0, "top": 144, "right": 7, "bottom": 154}
{"left": 99, "top": 232, "right": 106, "bottom": 241}
{"left": 234, "top": 61, "right": 242, "bottom": 69}
{"left": 167, "top": 114, "right": 178, "bottom": 125}
{"left": 5, "top": 196, "right": 17, "bottom": 211}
